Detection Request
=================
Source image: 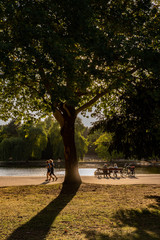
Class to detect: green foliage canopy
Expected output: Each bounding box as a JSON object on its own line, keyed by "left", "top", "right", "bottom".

{"left": 91, "top": 66, "right": 160, "bottom": 159}
{"left": 0, "top": 117, "right": 88, "bottom": 161}
{"left": 1, "top": 0, "right": 159, "bottom": 122}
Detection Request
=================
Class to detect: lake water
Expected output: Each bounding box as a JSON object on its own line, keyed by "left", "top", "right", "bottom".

{"left": 0, "top": 168, "right": 95, "bottom": 176}
{"left": 0, "top": 166, "right": 160, "bottom": 176}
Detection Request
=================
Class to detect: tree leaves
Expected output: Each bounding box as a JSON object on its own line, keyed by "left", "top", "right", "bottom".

{"left": 0, "top": 0, "right": 159, "bottom": 124}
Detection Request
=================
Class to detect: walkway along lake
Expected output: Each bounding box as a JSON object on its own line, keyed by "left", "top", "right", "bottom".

{"left": 0, "top": 166, "right": 160, "bottom": 177}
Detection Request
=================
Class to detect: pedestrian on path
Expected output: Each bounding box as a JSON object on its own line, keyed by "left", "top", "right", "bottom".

{"left": 49, "top": 159, "right": 58, "bottom": 181}
{"left": 46, "top": 160, "right": 51, "bottom": 181}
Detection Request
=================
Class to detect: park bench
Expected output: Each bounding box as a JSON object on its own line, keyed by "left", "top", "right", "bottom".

{"left": 94, "top": 165, "right": 135, "bottom": 179}
{"left": 94, "top": 167, "right": 123, "bottom": 179}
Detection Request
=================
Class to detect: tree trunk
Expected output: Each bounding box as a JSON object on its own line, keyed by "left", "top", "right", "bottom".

{"left": 60, "top": 107, "right": 82, "bottom": 185}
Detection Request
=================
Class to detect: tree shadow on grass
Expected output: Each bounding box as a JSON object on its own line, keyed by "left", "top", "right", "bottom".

{"left": 146, "top": 195, "right": 160, "bottom": 210}
{"left": 83, "top": 195, "right": 160, "bottom": 240}
{"left": 7, "top": 183, "right": 80, "bottom": 240}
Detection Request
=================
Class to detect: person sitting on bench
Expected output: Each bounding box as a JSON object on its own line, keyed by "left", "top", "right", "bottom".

{"left": 103, "top": 163, "right": 110, "bottom": 178}
{"left": 114, "top": 163, "right": 118, "bottom": 178}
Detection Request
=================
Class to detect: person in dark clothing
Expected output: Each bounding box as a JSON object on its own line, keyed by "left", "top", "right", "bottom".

{"left": 103, "top": 163, "right": 109, "bottom": 178}
{"left": 49, "top": 159, "right": 58, "bottom": 181}
{"left": 46, "top": 160, "right": 51, "bottom": 181}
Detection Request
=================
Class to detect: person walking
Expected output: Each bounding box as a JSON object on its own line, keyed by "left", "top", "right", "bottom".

{"left": 46, "top": 160, "right": 51, "bottom": 181}
{"left": 49, "top": 159, "right": 58, "bottom": 181}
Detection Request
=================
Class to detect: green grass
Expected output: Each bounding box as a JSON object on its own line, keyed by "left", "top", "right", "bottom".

{"left": 0, "top": 183, "right": 160, "bottom": 240}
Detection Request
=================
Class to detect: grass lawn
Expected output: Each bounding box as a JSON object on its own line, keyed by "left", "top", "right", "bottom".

{"left": 0, "top": 183, "right": 160, "bottom": 240}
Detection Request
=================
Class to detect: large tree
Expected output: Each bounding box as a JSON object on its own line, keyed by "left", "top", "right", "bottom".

{"left": 0, "top": 0, "right": 159, "bottom": 185}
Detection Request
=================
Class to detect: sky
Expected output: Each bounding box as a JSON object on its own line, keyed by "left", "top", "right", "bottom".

{"left": 0, "top": 120, "right": 6, "bottom": 125}
{"left": 79, "top": 113, "right": 96, "bottom": 127}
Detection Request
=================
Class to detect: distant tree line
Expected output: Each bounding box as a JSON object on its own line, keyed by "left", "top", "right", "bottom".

{"left": 1, "top": 100, "right": 160, "bottom": 162}
{"left": 0, "top": 117, "right": 89, "bottom": 162}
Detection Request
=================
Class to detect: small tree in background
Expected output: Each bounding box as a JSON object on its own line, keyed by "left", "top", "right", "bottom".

{"left": 94, "top": 132, "right": 124, "bottom": 160}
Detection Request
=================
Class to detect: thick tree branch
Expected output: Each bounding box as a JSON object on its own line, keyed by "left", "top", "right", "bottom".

{"left": 53, "top": 109, "right": 64, "bottom": 127}
{"left": 75, "top": 67, "right": 138, "bottom": 115}
{"left": 75, "top": 88, "right": 109, "bottom": 115}
{"left": 63, "top": 103, "right": 71, "bottom": 117}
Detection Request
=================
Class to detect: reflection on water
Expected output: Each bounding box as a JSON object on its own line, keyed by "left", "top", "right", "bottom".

{"left": 0, "top": 168, "right": 97, "bottom": 177}
{"left": 0, "top": 166, "right": 160, "bottom": 176}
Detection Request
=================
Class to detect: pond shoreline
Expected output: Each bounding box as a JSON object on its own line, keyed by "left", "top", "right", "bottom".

{"left": 0, "top": 159, "right": 160, "bottom": 168}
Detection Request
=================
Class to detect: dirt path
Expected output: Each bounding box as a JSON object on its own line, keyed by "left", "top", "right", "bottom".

{"left": 0, "top": 174, "right": 160, "bottom": 187}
